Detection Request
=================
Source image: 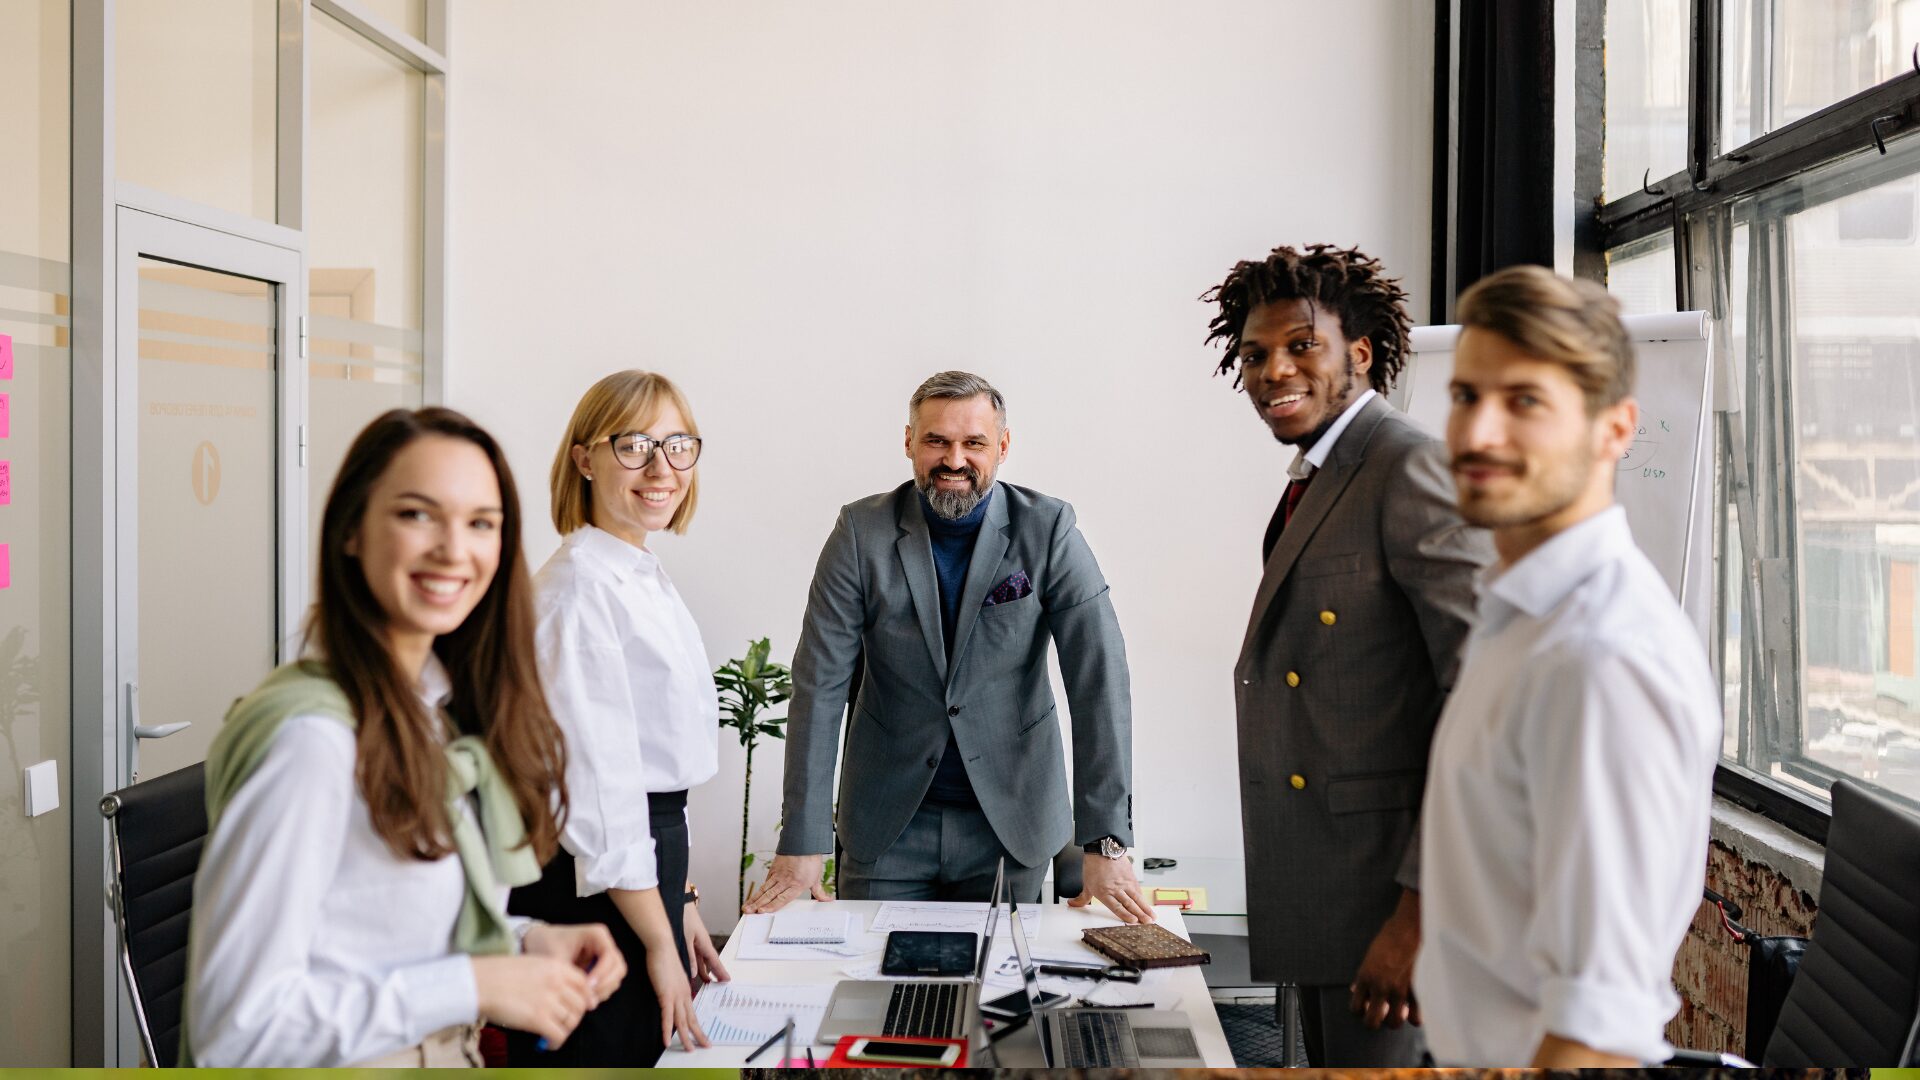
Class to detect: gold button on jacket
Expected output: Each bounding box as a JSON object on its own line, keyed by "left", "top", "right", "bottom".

{"left": 1320, "top": 610, "right": 1337, "bottom": 625}
{"left": 1290, "top": 774, "right": 1307, "bottom": 790}
{"left": 1285, "top": 671, "right": 1301, "bottom": 687}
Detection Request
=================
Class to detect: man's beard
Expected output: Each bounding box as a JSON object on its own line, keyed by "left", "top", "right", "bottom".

{"left": 1452, "top": 445, "right": 1592, "bottom": 529}
{"left": 1275, "top": 358, "right": 1359, "bottom": 448}
{"left": 919, "top": 466, "right": 987, "bottom": 519}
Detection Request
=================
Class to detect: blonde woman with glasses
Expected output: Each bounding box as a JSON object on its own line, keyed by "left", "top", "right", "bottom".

{"left": 504, "top": 371, "right": 727, "bottom": 1066}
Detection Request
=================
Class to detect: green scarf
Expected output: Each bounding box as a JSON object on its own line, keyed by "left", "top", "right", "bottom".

{"left": 178, "top": 660, "right": 541, "bottom": 1066}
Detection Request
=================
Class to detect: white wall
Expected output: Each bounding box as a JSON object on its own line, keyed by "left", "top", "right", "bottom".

{"left": 448, "top": 0, "right": 1434, "bottom": 933}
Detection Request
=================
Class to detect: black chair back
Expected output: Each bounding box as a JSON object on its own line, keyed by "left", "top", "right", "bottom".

{"left": 1765, "top": 778, "right": 1920, "bottom": 1066}
{"left": 101, "top": 762, "right": 208, "bottom": 1068}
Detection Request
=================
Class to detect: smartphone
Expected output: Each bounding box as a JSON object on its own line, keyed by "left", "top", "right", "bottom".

{"left": 880, "top": 930, "right": 978, "bottom": 976}
{"left": 845, "top": 1037, "right": 963, "bottom": 1066}
{"left": 979, "top": 986, "right": 1069, "bottom": 1020}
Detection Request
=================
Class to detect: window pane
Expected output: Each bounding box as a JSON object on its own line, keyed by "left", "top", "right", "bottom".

{"left": 116, "top": 0, "right": 277, "bottom": 221}
{"left": 308, "top": 11, "right": 426, "bottom": 546}
{"left": 1788, "top": 147, "right": 1920, "bottom": 805}
{"left": 1728, "top": 0, "right": 1920, "bottom": 148}
{"left": 1608, "top": 231, "right": 1678, "bottom": 314}
{"left": 1778, "top": 0, "right": 1920, "bottom": 129}
{"left": 0, "top": 0, "right": 72, "bottom": 1064}
{"left": 1722, "top": 0, "right": 1765, "bottom": 149}
{"left": 1605, "top": 0, "right": 1691, "bottom": 201}
{"left": 1719, "top": 219, "right": 1753, "bottom": 763}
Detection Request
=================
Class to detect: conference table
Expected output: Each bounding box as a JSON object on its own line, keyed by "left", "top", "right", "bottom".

{"left": 659, "top": 899, "right": 1234, "bottom": 1067}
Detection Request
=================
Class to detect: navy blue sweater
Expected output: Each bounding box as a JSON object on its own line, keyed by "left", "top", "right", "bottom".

{"left": 921, "top": 489, "right": 992, "bottom": 806}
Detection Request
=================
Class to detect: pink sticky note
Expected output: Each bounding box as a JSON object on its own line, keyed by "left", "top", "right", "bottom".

{"left": 0, "top": 545, "right": 9, "bottom": 589}
{"left": 0, "top": 460, "right": 9, "bottom": 505}
{"left": 0, "top": 333, "right": 12, "bottom": 379}
{"left": 0, "top": 393, "right": 9, "bottom": 437}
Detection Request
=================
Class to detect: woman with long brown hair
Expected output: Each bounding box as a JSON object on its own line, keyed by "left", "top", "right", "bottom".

{"left": 505, "top": 371, "right": 725, "bottom": 1065}
{"left": 184, "top": 407, "right": 626, "bottom": 1066}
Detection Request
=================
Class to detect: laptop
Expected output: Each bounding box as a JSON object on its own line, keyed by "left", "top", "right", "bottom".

{"left": 1008, "top": 893, "right": 1207, "bottom": 1068}
{"left": 816, "top": 861, "right": 1005, "bottom": 1045}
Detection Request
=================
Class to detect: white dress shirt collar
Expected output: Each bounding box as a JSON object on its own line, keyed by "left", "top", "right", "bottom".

{"left": 1288, "top": 388, "right": 1377, "bottom": 481}
{"left": 416, "top": 649, "right": 452, "bottom": 710}
{"left": 564, "top": 523, "right": 657, "bottom": 582}
{"left": 1481, "top": 505, "right": 1631, "bottom": 621}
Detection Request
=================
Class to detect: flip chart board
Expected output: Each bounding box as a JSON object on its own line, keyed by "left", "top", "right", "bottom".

{"left": 1392, "top": 311, "right": 1715, "bottom": 642}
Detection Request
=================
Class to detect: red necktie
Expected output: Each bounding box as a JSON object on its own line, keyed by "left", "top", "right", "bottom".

{"left": 1261, "top": 470, "right": 1316, "bottom": 564}
{"left": 1283, "top": 470, "right": 1314, "bottom": 527}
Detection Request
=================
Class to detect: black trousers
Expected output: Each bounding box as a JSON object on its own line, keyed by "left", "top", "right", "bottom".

{"left": 504, "top": 790, "right": 690, "bottom": 1067}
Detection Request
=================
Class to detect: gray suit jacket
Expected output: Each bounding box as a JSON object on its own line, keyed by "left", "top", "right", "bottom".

{"left": 1235, "top": 395, "right": 1492, "bottom": 985}
{"left": 776, "top": 481, "right": 1133, "bottom": 867}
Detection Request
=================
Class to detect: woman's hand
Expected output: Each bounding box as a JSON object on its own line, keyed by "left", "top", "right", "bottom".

{"left": 471, "top": 954, "right": 594, "bottom": 1050}
{"left": 682, "top": 903, "right": 730, "bottom": 989}
{"left": 523, "top": 922, "right": 627, "bottom": 1002}
{"left": 649, "top": 944, "right": 710, "bottom": 1050}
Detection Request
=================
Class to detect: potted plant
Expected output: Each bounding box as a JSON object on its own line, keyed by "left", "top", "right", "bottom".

{"left": 714, "top": 637, "right": 794, "bottom": 910}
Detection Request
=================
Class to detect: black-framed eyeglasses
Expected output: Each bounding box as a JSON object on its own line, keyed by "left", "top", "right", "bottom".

{"left": 607, "top": 432, "right": 702, "bottom": 471}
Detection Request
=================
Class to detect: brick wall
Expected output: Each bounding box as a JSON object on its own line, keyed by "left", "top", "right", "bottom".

{"left": 1666, "top": 837, "right": 1820, "bottom": 1056}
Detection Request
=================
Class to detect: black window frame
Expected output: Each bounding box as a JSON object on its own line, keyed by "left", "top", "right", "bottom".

{"left": 1583, "top": 0, "right": 1920, "bottom": 841}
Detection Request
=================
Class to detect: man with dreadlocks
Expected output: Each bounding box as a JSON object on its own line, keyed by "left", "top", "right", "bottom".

{"left": 1205, "top": 244, "right": 1492, "bottom": 1067}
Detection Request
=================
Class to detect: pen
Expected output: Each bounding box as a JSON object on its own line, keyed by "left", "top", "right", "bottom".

{"left": 1078, "top": 1001, "right": 1154, "bottom": 1009}
{"left": 806, "top": 1046, "right": 816, "bottom": 1067}
{"left": 744, "top": 1027, "right": 785, "bottom": 1063}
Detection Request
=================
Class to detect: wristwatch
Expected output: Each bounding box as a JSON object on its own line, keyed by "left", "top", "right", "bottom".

{"left": 684, "top": 884, "right": 701, "bottom": 905}
{"left": 1083, "top": 836, "right": 1128, "bottom": 859}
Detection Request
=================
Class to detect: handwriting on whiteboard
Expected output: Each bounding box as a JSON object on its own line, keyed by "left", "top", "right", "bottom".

{"left": 1619, "top": 418, "right": 1673, "bottom": 477}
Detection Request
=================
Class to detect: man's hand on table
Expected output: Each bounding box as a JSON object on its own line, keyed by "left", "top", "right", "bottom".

{"left": 1069, "top": 852, "right": 1157, "bottom": 924}
{"left": 741, "top": 853, "right": 832, "bottom": 913}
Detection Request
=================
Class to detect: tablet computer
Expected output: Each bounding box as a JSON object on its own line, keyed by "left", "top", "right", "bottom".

{"left": 880, "top": 930, "right": 977, "bottom": 976}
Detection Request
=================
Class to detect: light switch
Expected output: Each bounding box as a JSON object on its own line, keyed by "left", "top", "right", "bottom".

{"left": 24, "top": 760, "right": 58, "bottom": 817}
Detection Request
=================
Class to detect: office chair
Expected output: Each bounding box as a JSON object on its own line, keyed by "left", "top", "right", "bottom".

{"left": 1761, "top": 778, "right": 1920, "bottom": 1066}
{"left": 101, "top": 762, "right": 208, "bottom": 1068}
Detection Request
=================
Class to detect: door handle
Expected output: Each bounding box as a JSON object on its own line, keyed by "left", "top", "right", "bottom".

{"left": 127, "top": 682, "right": 191, "bottom": 739}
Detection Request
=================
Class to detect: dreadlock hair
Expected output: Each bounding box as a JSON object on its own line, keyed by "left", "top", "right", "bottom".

{"left": 1201, "top": 243, "right": 1413, "bottom": 394}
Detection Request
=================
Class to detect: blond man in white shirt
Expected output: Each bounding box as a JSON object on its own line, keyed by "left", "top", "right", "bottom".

{"left": 1414, "top": 266, "right": 1720, "bottom": 1067}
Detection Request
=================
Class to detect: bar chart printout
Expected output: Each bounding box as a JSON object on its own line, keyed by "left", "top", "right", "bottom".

{"left": 692, "top": 982, "right": 834, "bottom": 1045}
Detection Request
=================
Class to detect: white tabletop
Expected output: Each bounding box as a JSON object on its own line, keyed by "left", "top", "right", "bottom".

{"left": 660, "top": 900, "right": 1234, "bottom": 1067}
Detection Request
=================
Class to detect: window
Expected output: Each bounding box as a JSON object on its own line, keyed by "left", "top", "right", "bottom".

{"left": 1607, "top": 231, "right": 1679, "bottom": 314}
{"left": 1595, "top": 0, "right": 1920, "bottom": 833}
{"left": 1605, "top": 0, "right": 1692, "bottom": 201}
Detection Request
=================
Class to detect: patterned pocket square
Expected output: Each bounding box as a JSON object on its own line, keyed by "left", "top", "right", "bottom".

{"left": 984, "top": 571, "right": 1033, "bottom": 606}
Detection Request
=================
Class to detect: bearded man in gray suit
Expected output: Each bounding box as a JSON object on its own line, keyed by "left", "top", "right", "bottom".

{"left": 743, "top": 371, "right": 1151, "bottom": 920}
{"left": 1204, "top": 245, "right": 1492, "bottom": 1066}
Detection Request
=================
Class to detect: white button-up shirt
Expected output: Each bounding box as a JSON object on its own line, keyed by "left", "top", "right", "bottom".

{"left": 190, "top": 656, "right": 492, "bottom": 1067}
{"left": 1414, "top": 506, "right": 1721, "bottom": 1066}
{"left": 534, "top": 526, "right": 720, "bottom": 896}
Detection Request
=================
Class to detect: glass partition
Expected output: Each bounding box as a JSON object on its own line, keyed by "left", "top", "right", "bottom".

{"left": 307, "top": 10, "right": 426, "bottom": 541}
{"left": 115, "top": 0, "right": 277, "bottom": 221}
{"left": 0, "top": 0, "right": 72, "bottom": 1064}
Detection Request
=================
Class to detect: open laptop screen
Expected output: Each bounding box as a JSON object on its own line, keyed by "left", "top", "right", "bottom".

{"left": 973, "top": 859, "right": 1005, "bottom": 983}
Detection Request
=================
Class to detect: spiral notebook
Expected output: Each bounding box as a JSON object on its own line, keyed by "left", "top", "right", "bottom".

{"left": 768, "top": 909, "right": 854, "bottom": 945}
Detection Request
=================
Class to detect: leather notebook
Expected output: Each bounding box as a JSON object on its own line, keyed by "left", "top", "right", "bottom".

{"left": 1080, "top": 923, "right": 1212, "bottom": 970}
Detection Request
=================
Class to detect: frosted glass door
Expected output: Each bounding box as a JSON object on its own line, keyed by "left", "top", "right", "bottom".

{"left": 129, "top": 260, "right": 280, "bottom": 779}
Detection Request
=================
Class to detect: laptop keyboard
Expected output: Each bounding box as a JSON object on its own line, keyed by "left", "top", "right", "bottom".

{"left": 883, "top": 982, "right": 962, "bottom": 1038}
{"left": 1061, "top": 1010, "right": 1140, "bottom": 1068}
